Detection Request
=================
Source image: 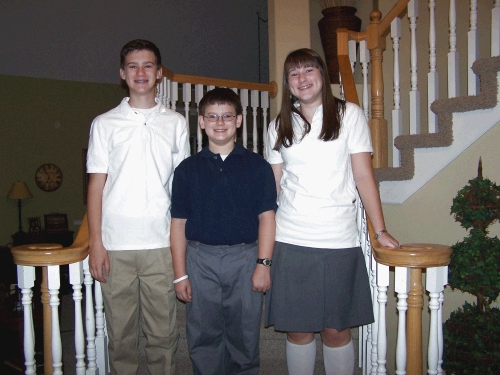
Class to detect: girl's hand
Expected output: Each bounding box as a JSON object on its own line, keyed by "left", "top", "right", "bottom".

{"left": 377, "top": 232, "right": 399, "bottom": 249}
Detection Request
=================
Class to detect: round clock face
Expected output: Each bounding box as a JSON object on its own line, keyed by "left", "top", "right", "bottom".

{"left": 35, "top": 163, "right": 63, "bottom": 192}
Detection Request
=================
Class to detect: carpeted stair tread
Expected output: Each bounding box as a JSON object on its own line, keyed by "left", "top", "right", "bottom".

{"left": 375, "top": 55, "right": 500, "bottom": 183}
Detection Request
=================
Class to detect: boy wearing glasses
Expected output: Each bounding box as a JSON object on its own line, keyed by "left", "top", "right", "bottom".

{"left": 170, "top": 87, "right": 277, "bottom": 374}
{"left": 87, "top": 39, "right": 190, "bottom": 374}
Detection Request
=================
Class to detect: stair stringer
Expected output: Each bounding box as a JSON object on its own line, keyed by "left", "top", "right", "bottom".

{"left": 376, "top": 56, "right": 500, "bottom": 204}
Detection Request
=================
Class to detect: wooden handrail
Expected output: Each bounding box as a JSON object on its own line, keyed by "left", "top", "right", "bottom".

{"left": 161, "top": 66, "right": 278, "bottom": 98}
{"left": 11, "top": 214, "right": 89, "bottom": 267}
{"left": 378, "top": 0, "right": 410, "bottom": 38}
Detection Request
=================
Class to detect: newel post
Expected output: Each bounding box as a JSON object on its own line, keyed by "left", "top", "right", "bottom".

{"left": 372, "top": 243, "right": 452, "bottom": 375}
{"left": 366, "top": 10, "right": 388, "bottom": 168}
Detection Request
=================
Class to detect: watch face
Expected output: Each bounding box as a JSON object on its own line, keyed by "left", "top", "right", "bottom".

{"left": 35, "top": 163, "right": 63, "bottom": 192}
{"left": 257, "top": 258, "right": 272, "bottom": 266}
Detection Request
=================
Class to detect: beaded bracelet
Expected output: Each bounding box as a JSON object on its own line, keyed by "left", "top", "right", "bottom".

{"left": 374, "top": 229, "right": 388, "bottom": 240}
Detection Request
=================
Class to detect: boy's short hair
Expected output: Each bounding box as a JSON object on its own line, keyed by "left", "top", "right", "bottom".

{"left": 120, "top": 39, "right": 161, "bottom": 69}
{"left": 198, "top": 88, "right": 243, "bottom": 116}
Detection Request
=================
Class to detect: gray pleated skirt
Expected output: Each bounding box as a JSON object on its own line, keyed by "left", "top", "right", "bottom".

{"left": 265, "top": 241, "right": 374, "bottom": 332}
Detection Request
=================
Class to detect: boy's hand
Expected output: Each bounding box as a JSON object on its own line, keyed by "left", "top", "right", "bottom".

{"left": 252, "top": 265, "right": 271, "bottom": 293}
{"left": 175, "top": 279, "right": 192, "bottom": 302}
{"left": 89, "top": 242, "right": 110, "bottom": 283}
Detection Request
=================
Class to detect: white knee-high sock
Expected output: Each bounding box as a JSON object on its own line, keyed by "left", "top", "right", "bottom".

{"left": 286, "top": 339, "right": 317, "bottom": 375}
{"left": 323, "top": 340, "right": 354, "bottom": 375}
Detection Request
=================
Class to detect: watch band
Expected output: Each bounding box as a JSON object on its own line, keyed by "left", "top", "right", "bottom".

{"left": 256, "top": 258, "right": 272, "bottom": 267}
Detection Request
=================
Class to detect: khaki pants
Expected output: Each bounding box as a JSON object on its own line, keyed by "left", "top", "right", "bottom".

{"left": 101, "top": 248, "right": 179, "bottom": 375}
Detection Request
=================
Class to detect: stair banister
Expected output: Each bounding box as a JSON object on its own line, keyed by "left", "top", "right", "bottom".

{"left": 161, "top": 66, "right": 278, "bottom": 98}
{"left": 337, "top": 1, "right": 454, "bottom": 374}
{"left": 373, "top": 245, "right": 452, "bottom": 375}
{"left": 11, "top": 215, "right": 90, "bottom": 375}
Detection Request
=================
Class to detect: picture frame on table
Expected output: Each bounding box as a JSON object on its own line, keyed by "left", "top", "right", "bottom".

{"left": 28, "top": 217, "right": 41, "bottom": 234}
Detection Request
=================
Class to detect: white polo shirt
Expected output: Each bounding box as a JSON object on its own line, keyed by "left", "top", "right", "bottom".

{"left": 266, "top": 102, "right": 373, "bottom": 249}
{"left": 87, "top": 98, "right": 190, "bottom": 250}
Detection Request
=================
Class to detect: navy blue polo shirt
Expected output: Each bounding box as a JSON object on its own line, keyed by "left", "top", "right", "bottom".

{"left": 171, "top": 142, "right": 277, "bottom": 246}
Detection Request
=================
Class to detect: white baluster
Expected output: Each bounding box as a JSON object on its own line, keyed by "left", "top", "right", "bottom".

{"left": 170, "top": 81, "right": 178, "bottom": 111}
{"left": 165, "top": 78, "right": 171, "bottom": 109}
{"left": 448, "top": 0, "right": 459, "bottom": 98}
{"left": 428, "top": 0, "right": 439, "bottom": 133}
{"left": 83, "top": 256, "right": 97, "bottom": 375}
{"left": 395, "top": 267, "right": 409, "bottom": 375}
{"left": 70, "top": 261, "right": 86, "bottom": 375}
{"left": 376, "top": 263, "right": 389, "bottom": 374}
{"left": 357, "top": 195, "right": 372, "bottom": 375}
{"left": 408, "top": 0, "right": 420, "bottom": 135}
{"left": 195, "top": 84, "right": 204, "bottom": 152}
{"left": 468, "top": 0, "right": 479, "bottom": 96}
{"left": 251, "top": 90, "right": 259, "bottom": 153}
{"left": 18, "top": 265, "right": 36, "bottom": 375}
{"left": 339, "top": 73, "right": 345, "bottom": 101}
{"left": 370, "top": 255, "right": 378, "bottom": 375}
{"left": 48, "top": 265, "right": 63, "bottom": 375}
{"left": 183, "top": 83, "right": 191, "bottom": 137}
{"left": 95, "top": 281, "right": 109, "bottom": 373}
{"left": 261, "top": 91, "right": 269, "bottom": 158}
{"left": 437, "top": 290, "right": 445, "bottom": 375}
{"left": 426, "top": 266, "right": 448, "bottom": 375}
{"left": 240, "top": 89, "right": 249, "bottom": 149}
{"left": 207, "top": 85, "right": 215, "bottom": 92}
{"left": 349, "top": 39, "right": 357, "bottom": 73}
{"left": 492, "top": 1, "right": 500, "bottom": 57}
{"left": 360, "top": 40, "right": 370, "bottom": 120}
{"left": 156, "top": 81, "right": 163, "bottom": 106}
{"left": 390, "top": 17, "right": 402, "bottom": 168}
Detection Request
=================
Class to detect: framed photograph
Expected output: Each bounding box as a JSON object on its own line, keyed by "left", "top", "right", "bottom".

{"left": 28, "top": 217, "right": 42, "bottom": 234}
{"left": 82, "top": 148, "right": 89, "bottom": 205}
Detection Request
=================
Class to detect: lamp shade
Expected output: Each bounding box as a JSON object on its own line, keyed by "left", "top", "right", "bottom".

{"left": 7, "top": 181, "right": 34, "bottom": 200}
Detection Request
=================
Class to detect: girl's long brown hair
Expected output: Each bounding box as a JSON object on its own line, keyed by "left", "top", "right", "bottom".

{"left": 273, "top": 48, "right": 345, "bottom": 150}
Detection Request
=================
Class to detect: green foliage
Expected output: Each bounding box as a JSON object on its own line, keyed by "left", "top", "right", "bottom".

{"left": 451, "top": 176, "right": 500, "bottom": 233}
{"left": 443, "top": 303, "right": 500, "bottom": 374}
{"left": 450, "top": 233, "right": 500, "bottom": 306}
{"left": 448, "top": 174, "right": 500, "bottom": 308}
{"left": 444, "top": 167, "right": 500, "bottom": 374}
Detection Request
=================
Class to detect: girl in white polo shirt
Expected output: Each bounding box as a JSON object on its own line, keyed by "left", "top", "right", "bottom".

{"left": 265, "top": 48, "right": 399, "bottom": 375}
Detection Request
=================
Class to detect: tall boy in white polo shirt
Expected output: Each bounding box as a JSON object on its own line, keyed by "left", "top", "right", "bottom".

{"left": 86, "top": 39, "right": 190, "bottom": 375}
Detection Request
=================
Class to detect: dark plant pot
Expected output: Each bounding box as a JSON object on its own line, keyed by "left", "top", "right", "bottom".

{"left": 318, "top": 6, "right": 362, "bottom": 84}
{"left": 443, "top": 303, "right": 500, "bottom": 374}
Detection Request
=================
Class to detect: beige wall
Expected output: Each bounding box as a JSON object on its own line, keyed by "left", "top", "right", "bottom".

{"left": 268, "top": 0, "right": 312, "bottom": 118}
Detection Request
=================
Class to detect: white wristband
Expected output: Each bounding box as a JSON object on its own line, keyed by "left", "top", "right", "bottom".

{"left": 173, "top": 275, "right": 188, "bottom": 284}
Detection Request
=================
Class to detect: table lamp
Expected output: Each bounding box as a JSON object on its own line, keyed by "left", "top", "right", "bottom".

{"left": 7, "top": 181, "right": 34, "bottom": 246}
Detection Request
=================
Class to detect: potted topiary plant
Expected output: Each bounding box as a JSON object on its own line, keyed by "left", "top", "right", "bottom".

{"left": 444, "top": 159, "right": 500, "bottom": 374}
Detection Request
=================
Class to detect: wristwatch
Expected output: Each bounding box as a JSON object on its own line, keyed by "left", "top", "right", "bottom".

{"left": 256, "top": 258, "right": 272, "bottom": 267}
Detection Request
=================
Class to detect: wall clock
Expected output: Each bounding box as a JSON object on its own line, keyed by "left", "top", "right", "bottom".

{"left": 35, "top": 163, "right": 63, "bottom": 192}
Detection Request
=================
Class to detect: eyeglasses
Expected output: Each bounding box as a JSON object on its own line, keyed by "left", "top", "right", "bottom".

{"left": 202, "top": 114, "right": 236, "bottom": 122}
